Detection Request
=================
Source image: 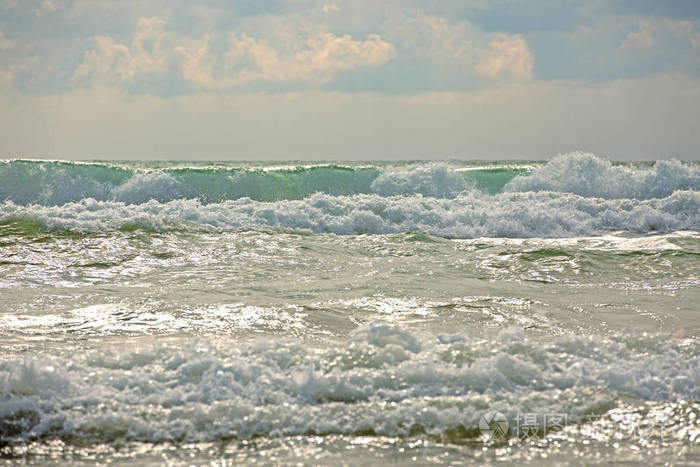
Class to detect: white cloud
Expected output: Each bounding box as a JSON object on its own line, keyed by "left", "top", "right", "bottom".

{"left": 322, "top": 4, "right": 340, "bottom": 13}
{"left": 174, "top": 36, "right": 214, "bottom": 88}
{"left": 74, "top": 16, "right": 395, "bottom": 90}
{"left": 224, "top": 32, "right": 395, "bottom": 85}
{"left": 378, "top": 12, "right": 483, "bottom": 86}
{"left": 478, "top": 34, "right": 533, "bottom": 80}
{"left": 620, "top": 21, "right": 656, "bottom": 50}
{"left": 386, "top": 13, "right": 479, "bottom": 63}
{"left": 4, "top": 1, "right": 700, "bottom": 99}
{"left": 73, "top": 35, "right": 134, "bottom": 84}
{"left": 32, "top": 0, "right": 58, "bottom": 17}
{"left": 620, "top": 19, "right": 700, "bottom": 51}
{"left": 73, "top": 17, "right": 171, "bottom": 85}
{"left": 665, "top": 19, "right": 700, "bottom": 49}
{"left": 0, "top": 32, "right": 36, "bottom": 88}
{"left": 129, "top": 17, "right": 170, "bottom": 75}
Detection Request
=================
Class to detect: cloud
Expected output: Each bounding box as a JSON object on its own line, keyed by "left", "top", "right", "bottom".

{"left": 32, "top": 0, "right": 58, "bottom": 17}
{"left": 620, "top": 18, "right": 700, "bottom": 51}
{"left": 73, "top": 17, "right": 171, "bottom": 86}
{"left": 73, "top": 16, "right": 395, "bottom": 91}
{"left": 608, "top": 0, "right": 700, "bottom": 20}
{"left": 3, "top": 1, "right": 700, "bottom": 161}
{"left": 672, "top": 20, "right": 700, "bottom": 48}
{"left": 322, "top": 4, "right": 340, "bottom": 14}
{"left": 620, "top": 21, "right": 656, "bottom": 49}
{"left": 387, "top": 13, "right": 479, "bottom": 64}
{"left": 2, "top": 1, "right": 700, "bottom": 96}
{"left": 174, "top": 36, "right": 214, "bottom": 88}
{"left": 0, "top": 32, "right": 37, "bottom": 88}
{"left": 72, "top": 36, "right": 133, "bottom": 84}
{"left": 478, "top": 34, "right": 533, "bottom": 80}
{"left": 224, "top": 32, "right": 395, "bottom": 85}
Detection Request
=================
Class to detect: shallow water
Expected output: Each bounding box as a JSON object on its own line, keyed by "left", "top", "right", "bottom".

{"left": 1, "top": 153, "right": 698, "bottom": 465}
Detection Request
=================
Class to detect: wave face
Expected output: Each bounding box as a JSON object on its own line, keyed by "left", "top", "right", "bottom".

{"left": 0, "top": 161, "right": 383, "bottom": 205}
{"left": 1, "top": 153, "right": 699, "bottom": 238}
{"left": 0, "top": 160, "right": 533, "bottom": 205}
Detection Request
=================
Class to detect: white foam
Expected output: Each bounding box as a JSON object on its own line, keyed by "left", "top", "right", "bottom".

{"left": 2, "top": 188, "right": 698, "bottom": 238}
{"left": 370, "top": 164, "right": 468, "bottom": 198}
{"left": 111, "top": 172, "right": 185, "bottom": 204}
{"left": 0, "top": 325, "right": 696, "bottom": 443}
{"left": 506, "top": 152, "right": 700, "bottom": 199}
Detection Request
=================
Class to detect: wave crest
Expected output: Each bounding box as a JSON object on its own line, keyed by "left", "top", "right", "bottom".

{"left": 505, "top": 152, "right": 700, "bottom": 199}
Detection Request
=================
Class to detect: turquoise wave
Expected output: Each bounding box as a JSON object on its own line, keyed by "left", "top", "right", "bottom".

{"left": 0, "top": 160, "right": 526, "bottom": 205}
{"left": 2, "top": 154, "right": 698, "bottom": 208}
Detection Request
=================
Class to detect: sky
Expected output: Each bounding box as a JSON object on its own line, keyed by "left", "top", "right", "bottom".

{"left": 1, "top": 0, "right": 699, "bottom": 160}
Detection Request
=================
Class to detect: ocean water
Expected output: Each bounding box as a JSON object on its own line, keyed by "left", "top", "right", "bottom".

{"left": 0, "top": 152, "right": 698, "bottom": 465}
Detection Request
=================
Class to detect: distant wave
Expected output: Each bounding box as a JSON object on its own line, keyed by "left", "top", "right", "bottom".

{"left": 1, "top": 153, "right": 698, "bottom": 207}
{"left": 0, "top": 161, "right": 374, "bottom": 205}
{"left": 1, "top": 153, "right": 698, "bottom": 238}
{"left": 0, "top": 160, "right": 526, "bottom": 205}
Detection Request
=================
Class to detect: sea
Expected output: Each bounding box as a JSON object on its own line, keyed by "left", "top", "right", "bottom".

{"left": 0, "top": 152, "right": 698, "bottom": 465}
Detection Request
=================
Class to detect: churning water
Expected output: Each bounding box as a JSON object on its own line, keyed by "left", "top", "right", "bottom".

{"left": 0, "top": 152, "right": 698, "bottom": 465}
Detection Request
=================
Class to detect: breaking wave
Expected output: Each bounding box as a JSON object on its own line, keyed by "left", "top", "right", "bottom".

{"left": 1, "top": 160, "right": 516, "bottom": 205}
{"left": 0, "top": 325, "right": 696, "bottom": 443}
{"left": 1, "top": 153, "right": 698, "bottom": 238}
{"left": 0, "top": 161, "right": 379, "bottom": 205}
{"left": 505, "top": 152, "right": 700, "bottom": 199}
{"left": 1, "top": 189, "right": 698, "bottom": 238}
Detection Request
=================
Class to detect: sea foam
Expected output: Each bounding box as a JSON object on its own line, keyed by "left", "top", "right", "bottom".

{"left": 0, "top": 325, "right": 696, "bottom": 443}
{"left": 506, "top": 152, "right": 700, "bottom": 199}
{"left": 1, "top": 189, "right": 698, "bottom": 238}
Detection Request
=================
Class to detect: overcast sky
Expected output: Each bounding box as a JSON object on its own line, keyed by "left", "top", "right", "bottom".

{"left": 1, "top": 0, "right": 699, "bottom": 160}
